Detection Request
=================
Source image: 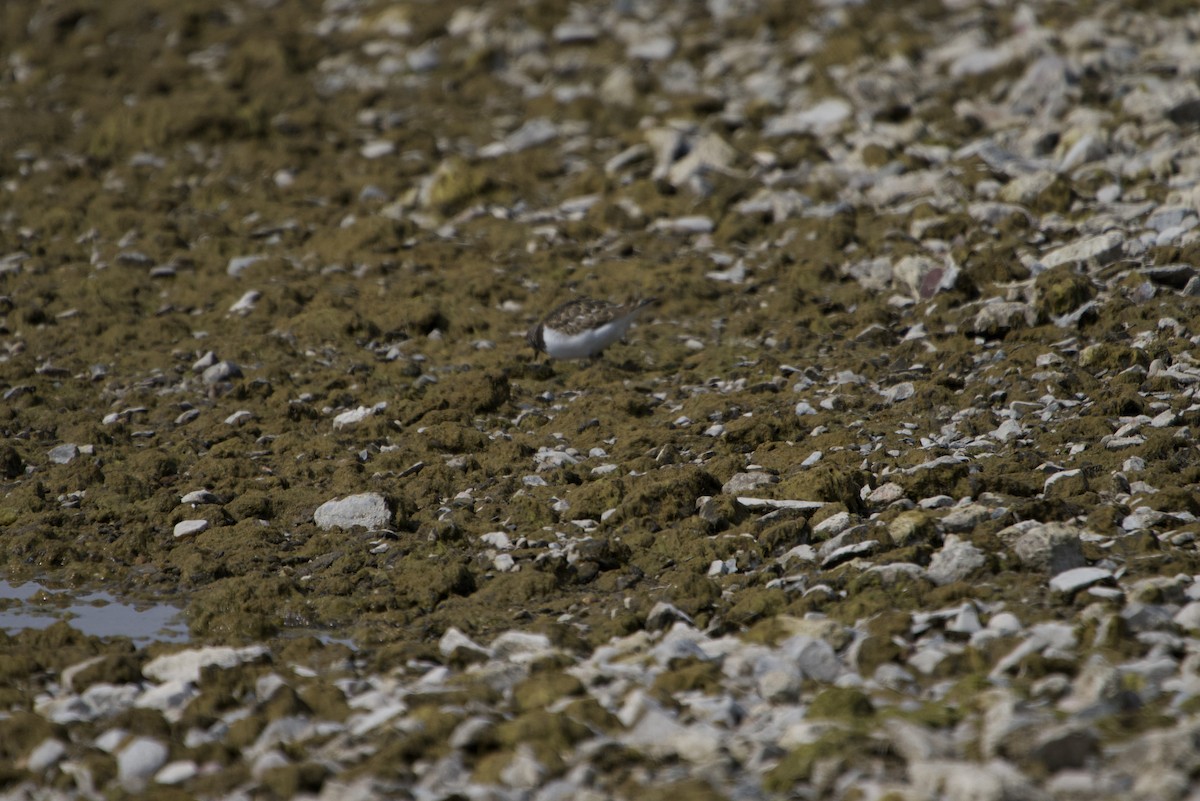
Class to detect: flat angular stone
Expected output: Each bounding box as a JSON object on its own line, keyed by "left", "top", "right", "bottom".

{"left": 313, "top": 492, "right": 391, "bottom": 530}
{"left": 1049, "top": 567, "right": 1112, "bottom": 595}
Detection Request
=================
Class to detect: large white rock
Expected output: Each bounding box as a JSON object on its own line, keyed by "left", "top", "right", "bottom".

{"left": 135, "top": 679, "right": 199, "bottom": 722}
{"left": 25, "top": 738, "right": 67, "bottom": 773}
{"left": 142, "top": 645, "right": 268, "bottom": 684}
{"left": 172, "top": 519, "right": 208, "bottom": 538}
{"left": 927, "top": 535, "right": 987, "bottom": 585}
{"left": 313, "top": 492, "right": 391, "bottom": 530}
{"left": 1040, "top": 231, "right": 1125, "bottom": 269}
{"left": 1049, "top": 566, "right": 1112, "bottom": 595}
{"left": 117, "top": 737, "right": 169, "bottom": 792}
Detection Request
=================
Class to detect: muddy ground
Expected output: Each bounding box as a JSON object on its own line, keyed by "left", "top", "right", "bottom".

{"left": 3, "top": 0, "right": 1200, "bottom": 798}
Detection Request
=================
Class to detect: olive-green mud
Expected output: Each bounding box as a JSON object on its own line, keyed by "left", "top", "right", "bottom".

{"left": 4, "top": 0, "right": 1200, "bottom": 797}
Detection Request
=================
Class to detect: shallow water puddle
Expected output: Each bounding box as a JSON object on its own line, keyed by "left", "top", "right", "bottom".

{"left": 0, "top": 579, "right": 188, "bottom": 643}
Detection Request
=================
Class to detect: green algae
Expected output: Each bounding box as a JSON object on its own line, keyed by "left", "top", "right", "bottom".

{"left": 764, "top": 728, "right": 864, "bottom": 793}
{"left": 513, "top": 671, "right": 586, "bottom": 712}
{"left": 652, "top": 658, "right": 724, "bottom": 695}
{"left": 808, "top": 687, "right": 877, "bottom": 721}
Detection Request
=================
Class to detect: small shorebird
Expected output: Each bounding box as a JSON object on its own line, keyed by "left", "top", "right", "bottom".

{"left": 527, "top": 297, "right": 657, "bottom": 360}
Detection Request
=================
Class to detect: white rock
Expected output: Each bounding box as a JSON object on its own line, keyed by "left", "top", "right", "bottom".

{"left": 1059, "top": 133, "right": 1106, "bottom": 171}
{"left": 867, "top": 483, "right": 906, "bottom": 505}
{"left": 646, "top": 602, "right": 693, "bottom": 630}
{"left": 439, "top": 627, "right": 491, "bottom": 659}
{"left": 971, "top": 301, "right": 1036, "bottom": 334}
{"left": 251, "top": 749, "right": 290, "bottom": 779}
{"left": 1040, "top": 231, "right": 1125, "bottom": 269}
{"left": 600, "top": 66, "right": 638, "bottom": 109}
{"left": 722, "top": 471, "right": 778, "bottom": 494}
{"left": 813, "top": 511, "right": 853, "bottom": 536}
{"left": 885, "top": 718, "right": 946, "bottom": 762}
{"left": 908, "top": 647, "right": 949, "bottom": 675}
{"left": 784, "top": 635, "right": 841, "bottom": 682}
{"left": 1150, "top": 409, "right": 1177, "bottom": 428}
{"left": 1058, "top": 655, "right": 1121, "bottom": 714}
{"left": 490, "top": 630, "right": 553, "bottom": 661}
{"left": 255, "top": 674, "right": 286, "bottom": 703}
{"left": 449, "top": 716, "right": 495, "bottom": 749}
{"left": 348, "top": 701, "right": 406, "bottom": 736}
{"left": 360, "top": 140, "right": 394, "bottom": 159}
{"left": 649, "top": 215, "right": 714, "bottom": 234}
{"left": 1045, "top": 769, "right": 1121, "bottom": 799}
{"left": 1049, "top": 566, "right": 1112, "bottom": 594}
{"left": 668, "top": 133, "right": 736, "bottom": 189}
{"left": 499, "top": 744, "right": 544, "bottom": 789}
{"left": 910, "top": 757, "right": 1037, "bottom": 801}
{"left": 175, "top": 408, "right": 200, "bottom": 425}
{"left": 228, "top": 290, "right": 261, "bottom": 315}
{"left": 758, "top": 666, "right": 801, "bottom": 701}
{"left": 737, "top": 497, "right": 823, "bottom": 511}
{"left": 251, "top": 716, "right": 314, "bottom": 753}
{"left": 313, "top": 492, "right": 391, "bottom": 530}
{"left": 135, "top": 679, "right": 198, "bottom": 722}
{"left": 626, "top": 36, "right": 675, "bottom": 61}
{"left": 192, "top": 351, "right": 217, "bottom": 371}
{"left": 333, "top": 405, "right": 378, "bottom": 430}
{"left": 1172, "top": 601, "right": 1200, "bottom": 631}
{"left": 991, "top": 418, "right": 1024, "bottom": 443}
{"left": 117, "top": 737, "right": 169, "bottom": 792}
{"left": 61, "top": 684, "right": 139, "bottom": 723}
{"left": 180, "top": 490, "right": 221, "bottom": 505}
{"left": 765, "top": 98, "right": 852, "bottom": 137}
{"left": 883, "top": 382, "right": 915, "bottom": 404}
{"left": 706, "top": 259, "right": 746, "bottom": 283}
{"left": 143, "top": 645, "right": 268, "bottom": 683}
{"left": 406, "top": 42, "right": 440, "bottom": 72}
{"left": 951, "top": 44, "right": 1015, "bottom": 77}
{"left": 927, "top": 535, "right": 987, "bottom": 585}
{"left": 992, "top": 622, "right": 1077, "bottom": 677}
{"left": 821, "top": 539, "right": 878, "bottom": 566}
{"left": 480, "top": 531, "right": 513, "bottom": 550}
{"left": 89, "top": 730, "right": 127, "bottom": 757}
{"left": 481, "top": 118, "right": 557, "bottom": 157}
{"left": 223, "top": 410, "right": 253, "bottom": 426}
{"left": 1121, "top": 506, "right": 1165, "bottom": 531}
{"left": 173, "top": 519, "right": 208, "bottom": 538}
{"left": 201, "top": 360, "right": 242, "bottom": 384}
{"left": 948, "top": 603, "right": 983, "bottom": 635}
{"left": 155, "top": 760, "right": 198, "bottom": 785}
{"left": 227, "top": 255, "right": 264, "bottom": 277}
{"left": 553, "top": 21, "right": 598, "bottom": 44}
{"left": 620, "top": 697, "right": 722, "bottom": 761}
{"left": 47, "top": 444, "right": 79, "bottom": 464}
{"left": 25, "top": 738, "right": 67, "bottom": 772}
{"left": 1010, "top": 521, "right": 1086, "bottom": 573}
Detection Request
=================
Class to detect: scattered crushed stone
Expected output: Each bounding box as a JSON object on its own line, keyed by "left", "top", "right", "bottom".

{"left": 3, "top": 0, "right": 1200, "bottom": 798}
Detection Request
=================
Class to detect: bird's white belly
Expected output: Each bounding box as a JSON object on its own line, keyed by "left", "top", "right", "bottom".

{"left": 542, "top": 318, "right": 632, "bottom": 359}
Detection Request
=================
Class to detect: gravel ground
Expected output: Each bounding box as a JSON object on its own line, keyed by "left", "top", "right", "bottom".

{"left": 4, "top": 0, "right": 1200, "bottom": 798}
